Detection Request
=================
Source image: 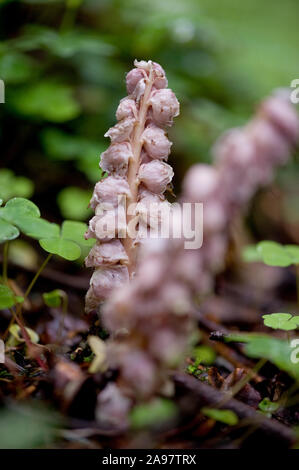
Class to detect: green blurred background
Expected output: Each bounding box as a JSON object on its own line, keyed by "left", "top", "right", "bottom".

{"left": 0, "top": 0, "right": 299, "bottom": 224}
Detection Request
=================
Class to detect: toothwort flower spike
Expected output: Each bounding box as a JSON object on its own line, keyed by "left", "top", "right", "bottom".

{"left": 96, "top": 91, "right": 298, "bottom": 429}
{"left": 85, "top": 60, "right": 179, "bottom": 312}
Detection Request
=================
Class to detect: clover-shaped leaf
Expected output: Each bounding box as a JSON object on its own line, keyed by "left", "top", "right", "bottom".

{"left": 1, "top": 197, "right": 40, "bottom": 218}
{"left": 257, "top": 241, "right": 293, "bottom": 267}
{"left": 39, "top": 220, "right": 91, "bottom": 261}
{"left": 15, "top": 217, "right": 60, "bottom": 240}
{"left": 0, "top": 219, "right": 20, "bottom": 243}
{"left": 263, "top": 313, "right": 299, "bottom": 331}
{"left": 61, "top": 220, "right": 94, "bottom": 248}
{"left": 0, "top": 197, "right": 61, "bottom": 244}
{"left": 39, "top": 238, "right": 81, "bottom": 261}
{"left": 0, "top": 284, "right": 23, "bottom": 309}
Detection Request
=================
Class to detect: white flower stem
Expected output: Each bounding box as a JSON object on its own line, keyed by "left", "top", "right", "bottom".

{"left": 124, "top": 64, "right": 154, "bottom": 275}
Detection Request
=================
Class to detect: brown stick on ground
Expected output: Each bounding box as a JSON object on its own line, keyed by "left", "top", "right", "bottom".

{"left": 174, "top": 372, "right": 296, "bottom": 448}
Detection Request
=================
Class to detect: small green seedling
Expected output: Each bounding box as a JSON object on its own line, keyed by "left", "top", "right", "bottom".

{"left": 7, "top": 324, "right": 39, "bottom": 347}
{"left": 130, "top": 398, "right": 178, "bottom": 430}
{"left": 43, "top": 290, "right": 65, "bottom": 308}
{"left": 201, "top": 408, "right": 238, "bottom": 426}
{"left": 262, "top": 313, "right": 299, "bottom": 331}
{"left": 0, "top": 285, "right": 23, "bottom": 309}
{"left": 258, "top": 398, "right": 280, "bottom": 417}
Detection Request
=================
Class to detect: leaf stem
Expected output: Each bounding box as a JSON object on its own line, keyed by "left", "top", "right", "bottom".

{"left": 23, "top": 253, "right": 53, "bottom": 301}
{"left": 60, "top": 0, "right": 82, "bottom": 32}
{"left": 14, "top": 253, "right": 53, "bottom": 324}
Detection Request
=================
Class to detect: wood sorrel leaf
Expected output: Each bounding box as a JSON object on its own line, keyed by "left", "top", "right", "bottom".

{"left": 263, "top": 313, "right": 299, "bottom": 331}
{"left": 39, "top": 237, "right": 81, "bottom": 261}
{"left": 0, "top": 219, "right": 20, "bottom": 243}
{"left": 257, "top": 241, "right": 293, "bottom": 267}
{"left": 3, "top": 197, "right": 40, "bottom": 218}
{"left": 61, "top": 220, "right": 94, "bottom": 247}
{"left": 14, "top": 217, "right": 60, "bottom": 240}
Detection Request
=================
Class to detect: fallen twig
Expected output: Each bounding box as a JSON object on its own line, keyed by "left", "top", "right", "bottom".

{"left": 174, "top": 372, "right": 296, "bottom": 448}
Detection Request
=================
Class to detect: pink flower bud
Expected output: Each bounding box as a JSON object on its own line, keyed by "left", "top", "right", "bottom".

{"left": 126, "top": 68, "right": 145, "bottom": 94}
{"left": 140, "top": 149, "right": 151, "bottom": 164}
{"left": 138, "top": 160, "right": 174, "bottom": 194}
{"left": 85, "top": 240, "right": 128, "bottom": 267}
{"left": 90, "top": 176, "right": 131, "bottom": 209}
{"left": 213, "top": 129, "right": 254, "bottom": 166}
{"left": 100, "top": 142, "right": 133, "bottom": 176}
{"left": 120, "top": 351, "right": 157, "bottom": 398}
{"left": 134, "top": 60, "right": 168, "bottom": 89}
{"left": 152, "top": 62, "right": 168, "bottom": 89}
{"left": 142, "top": 126, "right": 172, "bottom": 160}
{"left": 150, "top": 89, "right": 180, "bottom": 126}
{"left": 136, "top": 196, "right": 171, "bottom": 228}
{"left": 89, "top": 265, "right": 129, "bottom": 302}
{"left": 85, "top": 287, "right": 100, "bottom": 313}
{"left": 132, "top": 78, "right": 146, "bottom": 102}
{"left": 182, "top": 164, "right": 219, "bottom": 201}
{"left": 247, "top": 119, "right": 290, "bottom": 165}
{"left": 149, "top": 329, "right": 185, "bottom": 365}
{"left": 96, "top": 209, "right": 126, "bottom": 241}
{"left": 203, "top": 200, "right": 227, "bottom": 232}
{"left": 116, "top": 98, "right": 137, "bottom": 121}
{"left": 104, "top": 117, "right": 135, "bottom": 143}
{"left": 259, "top": 95, "right": 299, "bottom": 144}
{"left": 96, "top": 383, "right": 131, "bottom": 428}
